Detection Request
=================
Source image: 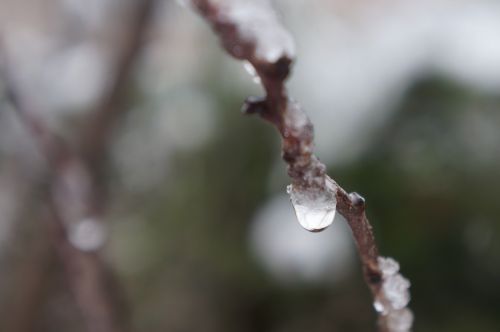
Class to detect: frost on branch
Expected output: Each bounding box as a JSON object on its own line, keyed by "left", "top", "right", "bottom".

{"left": 189, "top": 1, "right": 413, "bottom": 331}
{"left": 191, "top": 0, "right": 295, "bottom": 63}
{"left": 375, "top": 257, "right": 413, "bottom": 332}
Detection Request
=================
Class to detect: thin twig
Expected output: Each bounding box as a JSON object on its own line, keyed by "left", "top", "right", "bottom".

{"left": 190, "top": 1, "right": 412, "bottom": 331}
{"left": 1, "top": 66, "right": 130, "bottom": 332}
{"left": 80, "top": 0, "right": 155, "bottom": 171}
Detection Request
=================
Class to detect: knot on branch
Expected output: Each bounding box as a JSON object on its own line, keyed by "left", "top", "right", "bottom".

{"left": 256, "top": 56, "right": 293, "bottom": 81}
{"left": 349, "top": 192, "right": 366, "bottom": 209}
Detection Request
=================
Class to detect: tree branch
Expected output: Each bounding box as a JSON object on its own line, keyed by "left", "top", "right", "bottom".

{"left": 189, "top": 1, "right": 413, "bottom": 331}
{"left": 80, "top": 0, "right": 155, "bottom": 171}
{"left": 0, "top": 0, "right": 156, "bottom": 331}
{"left": 1, "top": 64, "right": 130, "bottom": 332}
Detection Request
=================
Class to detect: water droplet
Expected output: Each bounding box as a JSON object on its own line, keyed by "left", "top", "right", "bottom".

{"left": 243, "top": 61, "right": 262, "bottom": 85}
{"left": 287, "top": 184, "right": 337, "bottom": 232}
{"left": 383, "top": 274, "right": 411, "bottom": 310}
{"left": 386, "top": 308, "right": 414, "bottom": 332}
{"left": 378, "top": 256, "right": 400, "bottom": 277}
{"left": 68, "top": 217, "right": 107, "bottom": 252}
{"left": 373, "top": 300, "right": 388, "bottom": 314}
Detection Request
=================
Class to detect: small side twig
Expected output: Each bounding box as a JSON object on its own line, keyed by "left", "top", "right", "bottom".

{"left": 189, "top": 1, "right": 412, "bottom": 331}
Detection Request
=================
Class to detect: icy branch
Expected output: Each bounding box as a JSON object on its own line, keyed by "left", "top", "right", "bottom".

{"left": 189, "top": 0, "right": 413, "bottom": 330}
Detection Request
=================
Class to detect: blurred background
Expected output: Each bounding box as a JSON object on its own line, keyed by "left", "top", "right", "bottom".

{"left": 1, "top": 0, "right": 500, "bottom": 331}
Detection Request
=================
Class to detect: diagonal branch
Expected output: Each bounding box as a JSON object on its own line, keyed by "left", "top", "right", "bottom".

{"left": 0, "top": 0, "right": 156, "bottom": 331}
{"left": 80, "top": 0, "right": 155, "bottom": 171}
{"left": 1, "top": 61, "right": 131, "bottom": 332}
{"left": 189, "top": 1, "right": 413, "bottom": 331}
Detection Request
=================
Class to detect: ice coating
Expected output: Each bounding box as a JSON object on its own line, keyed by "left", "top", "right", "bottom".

{"left": 193, "top": 0, "right": 295, "bottom": 63}
{"left": 387, "top": 308, "right": 414, "bottom": 332}
{"left": 375, "top": 256, "right": 413, "bottom": 332}
{"left": 379, "top": 256, "right": 400, "bottom": 276}
{"left": 243, "top": 61, "right": 262, "bottom": 84}
{"left": 226, "top": 0, "right": 295, "bottom": 62}
{"left": 373, "top": 300, "right": 387, "bottom": 314}
{"left": 383, "top": 274, "right": 411, "bottom": 310}
{"left": 287, "top": 183, "right": 337, "bottom": 232}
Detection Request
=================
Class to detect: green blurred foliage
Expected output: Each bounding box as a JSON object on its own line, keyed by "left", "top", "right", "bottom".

{"left": 111, "top": 75, "right": 500, "bottom": 331}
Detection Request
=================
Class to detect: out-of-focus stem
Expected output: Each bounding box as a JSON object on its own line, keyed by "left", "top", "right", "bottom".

{"left": 0, "top": 0, "right": 156, "bottom": 331}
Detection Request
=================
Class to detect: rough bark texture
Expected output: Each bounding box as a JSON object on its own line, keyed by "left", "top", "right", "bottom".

{"left": 190, "top": 1, "right": 411, "bottom": 330}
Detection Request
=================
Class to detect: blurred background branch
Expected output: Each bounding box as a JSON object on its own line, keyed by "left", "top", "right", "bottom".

{"left": 0, "top": 0, "right": 155, "bottom": 331}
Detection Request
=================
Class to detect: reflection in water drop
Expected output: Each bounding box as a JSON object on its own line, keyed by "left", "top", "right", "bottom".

{"left": 287, "top": 184, "right": 337, "bottom": 232}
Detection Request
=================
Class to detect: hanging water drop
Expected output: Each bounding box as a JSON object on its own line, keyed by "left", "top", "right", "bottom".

{"left": 243, "top": 61, "right": 262, "bottom": 85}
{"left": 287, "top": 184, "right": 337, "bottom": 232}
{"left": 373, "top": 300, "right": 388, "bottom": 315}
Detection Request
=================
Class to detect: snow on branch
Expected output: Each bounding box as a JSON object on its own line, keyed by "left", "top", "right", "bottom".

{"left": 191, "top": 0, "right": 295, "bottom": 63}
{"left": 189, "top": 0, "right": 413, "bottom": 330}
